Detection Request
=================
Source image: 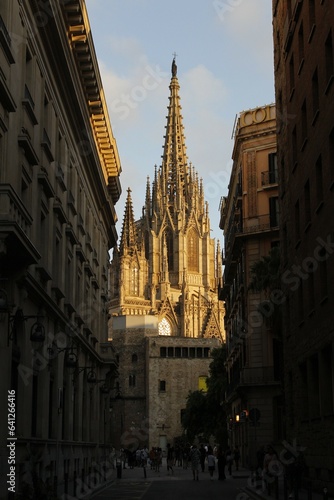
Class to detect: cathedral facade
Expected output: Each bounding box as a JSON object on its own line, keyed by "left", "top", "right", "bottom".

{"left": 108, "top": 60, "right": 224, "bottom": 451}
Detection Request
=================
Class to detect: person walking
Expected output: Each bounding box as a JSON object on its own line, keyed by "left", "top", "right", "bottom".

{"left": 263, "top": 445, "right": 279, "bottom": 495}
{"left": 217, "top": 445, "right": 226, "bottom": 480}
{"left": 207, "top": 447, "right": 216, "bottom": 481}
{"left": 167, "top": 444, "right": 174, "bottom": 475}
{"left": 226, "top": 447, "right": 233, "bottom": 476}
{"left": 233, "top": 445, "right": 241, "bottom": 471}
{"left": 200, "top": 444, "right": 206, "bottom": 473}
{"left": 189, "top": 445, "right": 201, "bottom": 481}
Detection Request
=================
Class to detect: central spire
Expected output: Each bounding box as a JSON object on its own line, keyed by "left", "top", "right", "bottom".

{"left": 160, "top": 58, "right": 189, "bottom": 211}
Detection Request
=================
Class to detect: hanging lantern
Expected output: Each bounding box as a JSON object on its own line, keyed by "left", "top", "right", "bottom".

{"left": 30, "top": 321, "right": 45, "bottom": 342}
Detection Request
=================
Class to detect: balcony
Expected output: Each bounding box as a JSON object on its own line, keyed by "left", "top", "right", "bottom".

{"left": 0, "top": 15, "right": 15, "bottom": 64}
{"left": 18, "top": 129, "right": 39, "bottom": 165}
{"left": 0, "top": 185, "right": 40, "bottom": 270}
{"left": 240, "top": 366, "right": 280, "bottom": 385}
{"left": 0, "top": 69, "right": 16, "bottom": 112}
{"left": 41, "top": 128, "right": 54, "bottom": 162}
{"left": 225, "top": 365, "right": 281, "bottom": 401}
{"left": 22, "top": 85, "right": 38, "bottom": 125}
{"left": 261, "top": 170, "right": 278, "bottom": 187}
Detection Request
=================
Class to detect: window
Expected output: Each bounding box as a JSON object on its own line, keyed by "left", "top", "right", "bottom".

{"left": 325, "top": 31, "right": 334, "bottom": 89}
{"left": 329, "top": 128, "right": 334, "bottom": 185}
{"left": 308, "top": 267, "right": 315, "bottom": 312}
{"left": 298, "top": 278, "right": 304, "bottom": 323}
{"left": 301, "top": 100, "right": 307, "bottom": 147}
{"left": 308, "top": 0, "right": 315, "bottom": 37}
{"left": 312, "top": 68, "right": 319, "bottom": 121}
{"left": 289, "top": 54, "right": 295, "bottom": 97}
{"left": 31, "top": 375, "right": 38, "bottom": 437}
{"left": 304, "top": 180, "right": 311, "bottom": 227}
{"left": 298, "top": 23, "right": 304, "bottom": 70}
{"left": 299, "top": 362, "right": 309, "bottom": 418}
{"left": 188, "top": 227, "right": 199, "bottom": 272}
{"left": 130, "top": 264, "right": 139, "bottom": 296}
{"left": 198, "top": 376, "right": 207, "bottom": 392}
{"left": 48, "top": 379, "right": 53, "bottom": 439}
{"left": 315, "top": 155, "right": 323, "bottom": 208}
{"left": 321, "top": 346, "right": 334, "bottom": 415}
{"left": 165, "top": 228, "right": 174, "bottom": 271}
{"left": 132, "top": 353, "right": 138, "bottom": 363}
{"left": 268, "top": 153, "right": 278, "bottom": 183}
{"left": 269, "top": 197, "right": 279, "bottom": 227}
{"left": 319, "top": 249, "right": 328, "bottom": 299}
{"left": 129, "top": 374, "right": 136, "bottom": 387}
{"left": 158, "top": 317, "right": 172, "bottom": 336}
{"left": 309, "top": 355, "right": 320, "bottom": 418}
{"left": 159, "top": 380, "right": 166, "bottom": 392}
{"left": 295, "top": 200, "right": 300, "bottom": 242}
{"left": 292, "top": 126, "right": 297, "bottom": 167}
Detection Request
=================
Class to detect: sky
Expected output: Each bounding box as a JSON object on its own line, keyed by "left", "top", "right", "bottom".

{"left": 85, "top": 0, "right": 275, "bottom": 246}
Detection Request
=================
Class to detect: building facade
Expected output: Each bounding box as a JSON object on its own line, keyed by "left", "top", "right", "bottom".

{"left": 273, "top": 0, "right": 334, "bottom": 492}
{"left": 109, "top": 60, "right": 224, "bottom": 452}
{"left": 0, "top": 1, "right": 121, "bottom": 497}
{"left": 220, "top": 104, "right": 282, "bottom": 466}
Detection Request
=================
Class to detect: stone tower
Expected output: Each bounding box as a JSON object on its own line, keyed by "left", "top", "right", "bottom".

{"left": 109, "top": 59, "right": 224, "bottom": 451}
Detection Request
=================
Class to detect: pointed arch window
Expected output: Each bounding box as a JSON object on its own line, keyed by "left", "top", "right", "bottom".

{"left": 130, "top": 263, "right": 139, "bottom": 296}
{"left": 144, "top": 230, "right": 149, "bottom": 260}
{"left": 188, "top": 228, "right": 199, "bottom": 272}
{"left": 158, "top": 317, "right": 172, "bottom": 336}
{"left": 165, "top": 228, "right": 174, "bottom": 271}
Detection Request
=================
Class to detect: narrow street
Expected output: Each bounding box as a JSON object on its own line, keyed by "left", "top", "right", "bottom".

{"left": 90, "top": 461, "right": 252, "bottom": 500}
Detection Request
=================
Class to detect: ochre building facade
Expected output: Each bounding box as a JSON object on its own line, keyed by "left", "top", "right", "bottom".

{"left": 220, "top": 104, "right": 281, "bottom": 466}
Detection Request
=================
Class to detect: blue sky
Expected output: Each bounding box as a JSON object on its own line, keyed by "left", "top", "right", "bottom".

{"left": 85, "top": 0, "right": 275, "bottom": 244}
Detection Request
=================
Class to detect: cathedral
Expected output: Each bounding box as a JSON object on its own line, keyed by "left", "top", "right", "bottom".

{"left": 108, "top": 59, "right": 225, "bottom": 452}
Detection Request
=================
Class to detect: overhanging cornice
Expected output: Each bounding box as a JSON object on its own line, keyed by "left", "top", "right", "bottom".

{"left": 62, "top": 1, "right": 121, "bottom": 202}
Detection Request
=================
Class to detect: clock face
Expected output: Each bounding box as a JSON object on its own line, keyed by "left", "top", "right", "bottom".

{"left": 158, "top": 317, "right": 172, "bottom": 336}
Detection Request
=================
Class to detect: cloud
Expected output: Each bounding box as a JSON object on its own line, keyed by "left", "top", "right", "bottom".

{"left": 214, "top": 0, "right": 273, "bottom": 72}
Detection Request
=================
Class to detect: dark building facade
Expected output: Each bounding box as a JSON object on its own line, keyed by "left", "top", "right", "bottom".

{"left": 273, "top": 0, "right": 334, "bottom": 492}
{"left": 0, "top": 1, "right": 121, "bottom": 497}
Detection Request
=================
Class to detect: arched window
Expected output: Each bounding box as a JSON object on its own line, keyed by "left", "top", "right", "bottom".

{"left": 158, "top": 317, "right": 172, "bottom": 336}
{"left": 130, "top": 263, "right": 139, "bottom": 296}
{"left": 144, "top": 230, "right": 150, "bottom": 260}
{"left": 165, "top": 228, "right": 174, "bottom": 271}
{"left": 188, "top": 228, "right": 199, "bottom": 272}
{"left": 132, "top": 353, "right": 138, "bottom": 363}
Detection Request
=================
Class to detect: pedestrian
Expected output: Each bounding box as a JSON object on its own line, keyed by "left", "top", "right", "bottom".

{"left": 207, "top": 447, "right": 216, "bottom": 481}
{"left": 226, "top": 447, "right": 233, "bottom": 475}
{"left": 233, "top": 445, "right": 241, "bottom": 471}
{"left": 217, "top": 445, "right": 226, "bottom": 480}
{"left": 183, "top": 444, "right": 190, "bottom": 469}
{"left": 263, "top": 445, "right": 279, "bottom": 495}
{"left": 167, "top": 444, "right": 174, "bottom": 475}
{"left": 200, "top": 444, "right": 206, "bottom": 472}
{"left": 189, "top": 444, "right": 201, "bottom": 481}
{"left": 283, "top": 443, "right": 305, "bottom": 499}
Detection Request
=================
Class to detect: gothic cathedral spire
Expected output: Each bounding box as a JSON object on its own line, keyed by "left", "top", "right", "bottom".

{"left": 110, "top": 59, "right": 224, "bottom": 340}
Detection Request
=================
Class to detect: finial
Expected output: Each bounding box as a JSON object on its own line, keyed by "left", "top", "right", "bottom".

{"left": 172, "top": 52, "right": 177, "bottom": 76}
